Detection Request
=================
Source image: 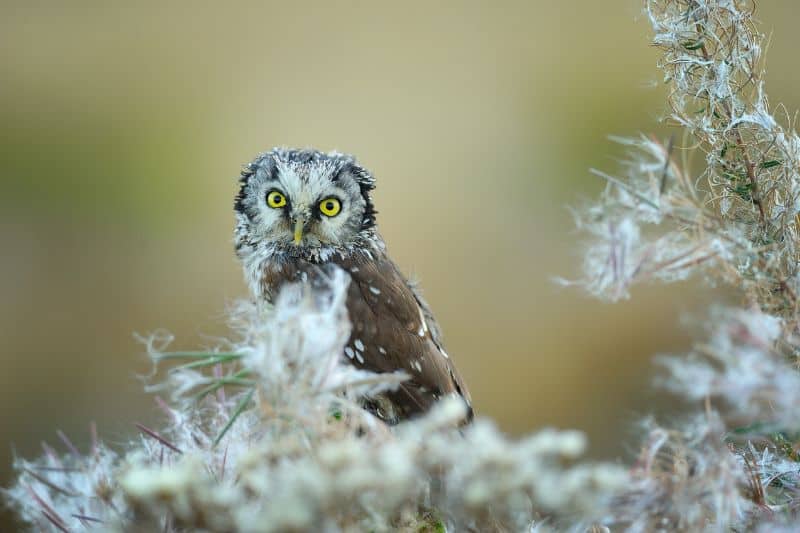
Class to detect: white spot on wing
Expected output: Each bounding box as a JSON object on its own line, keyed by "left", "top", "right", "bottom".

{"left": 344, "top": 347, "right": 355, "bottom": 359}
{"left": 439, "top": 348, "right": 449, "bottom": 359}
{"left": 417, "top": 306, "right": 429, "bottom": 337}
{"left": 378, "top": 346, "right": 387, "bottom": 355}
{"left": 369, "top": 286, "right": 381, "bottom": 295}
{"left": 412, "top": 360, "right": 422, "bottom": 372}
{"left": 354, "top": 339, "right": 364, "bottom": 351}
{"left": 355, "top": 352, "right": 364, "bottom": 364}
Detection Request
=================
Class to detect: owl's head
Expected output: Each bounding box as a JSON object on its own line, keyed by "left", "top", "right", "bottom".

{"left": 234, "top": 148, "right": 377, "bottom": 262}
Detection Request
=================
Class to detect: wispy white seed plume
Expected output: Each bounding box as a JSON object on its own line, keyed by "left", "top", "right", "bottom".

{"left": 4, "top": 269, "right": 626, "bottom": 532}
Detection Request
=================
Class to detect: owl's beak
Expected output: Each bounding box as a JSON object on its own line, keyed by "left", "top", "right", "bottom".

{"left": 292, "top": 217, "right": 305, "bottom": 246}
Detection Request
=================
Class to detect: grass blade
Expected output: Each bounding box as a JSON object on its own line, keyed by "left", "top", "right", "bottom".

{"left": 214, "top": 388, "right": 255, "bottom": 447}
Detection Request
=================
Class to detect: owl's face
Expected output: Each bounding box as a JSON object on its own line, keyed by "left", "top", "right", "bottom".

{"left": 235, "top": 149, "right": 377, "bottom": 261}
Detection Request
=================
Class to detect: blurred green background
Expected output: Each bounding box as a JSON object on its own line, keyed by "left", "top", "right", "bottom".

{"left": 2, "top": 1, "right": 799, "bottom": 528}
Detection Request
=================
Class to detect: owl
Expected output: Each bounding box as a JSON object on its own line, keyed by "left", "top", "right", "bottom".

{"left": 233, "top": 148, "right": 472, "bottom": 424}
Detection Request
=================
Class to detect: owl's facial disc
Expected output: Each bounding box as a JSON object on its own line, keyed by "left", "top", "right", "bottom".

{"left": 260, "top": 185, "right": 355, "bottom": 250}
{"left": 235, "top": 148, "right": 378, "bottom": 258}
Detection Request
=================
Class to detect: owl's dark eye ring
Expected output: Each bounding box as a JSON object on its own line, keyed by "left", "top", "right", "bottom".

{"left": 266, "top": 190, "right": 287, "bottom": 208}
{"left": 319, "top": 197, "right": 341, "bottom": 217}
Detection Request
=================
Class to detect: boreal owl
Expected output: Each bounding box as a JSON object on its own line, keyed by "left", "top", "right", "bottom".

{"left": 234, "top": 148, "right": 472, "bottom": 424}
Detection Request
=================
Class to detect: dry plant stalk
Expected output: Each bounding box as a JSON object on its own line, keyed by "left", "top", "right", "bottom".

{"left": 571, "top": 0, "right": 800, "bottom": 530}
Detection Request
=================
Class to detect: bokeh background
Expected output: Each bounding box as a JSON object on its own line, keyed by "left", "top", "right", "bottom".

{"left": 2, "top": 1, "right": 799, "bottom": 528}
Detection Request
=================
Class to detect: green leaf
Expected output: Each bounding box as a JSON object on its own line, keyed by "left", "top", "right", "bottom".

{"left": 195, "top": 370, "right": 255, "bottom": 401}
{"left": 730, "top": 421, "right": 774, "bottom": 435}
{"left": 732, "top": 183, "right": 753, "bottom": 200}
{"left": 214, "top": 388, "right": 255, "bottom": 447}
{"left": 760, "top": 159, "right": 782, "bottom": 169}
{"left": 155, "top": 351, "right": 243, "bottom": 361}
{"left": 169, "top": 354, "right": 244, "bottom": 373}
{"left": 682, "top": 39, "right": 705, "bottom": 50}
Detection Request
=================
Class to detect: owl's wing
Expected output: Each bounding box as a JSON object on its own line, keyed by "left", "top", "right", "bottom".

{"left": 339, "top": 253, "right": 473, "bottom": 423}
{"left": 406, "top": 278, "right": 472, "bottom": 407}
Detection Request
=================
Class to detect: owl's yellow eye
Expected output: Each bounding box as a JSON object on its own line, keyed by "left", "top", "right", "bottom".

{"left": 266, "top": 190, "right": 287, "bottom": 208}
{"left": 319, "top": 197, "right": 341, "bottom": 217}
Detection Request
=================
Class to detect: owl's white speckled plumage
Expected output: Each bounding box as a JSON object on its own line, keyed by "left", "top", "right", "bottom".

{"left": 234, "top": 148, "right": 471, "bottom": 423}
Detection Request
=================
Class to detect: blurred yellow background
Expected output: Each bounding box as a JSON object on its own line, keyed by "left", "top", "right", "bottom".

{"left": 2, "top": 1, "right": 799, "bottom": 528}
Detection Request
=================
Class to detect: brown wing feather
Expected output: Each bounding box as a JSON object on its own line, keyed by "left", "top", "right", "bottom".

{"left": 261, "top": 252, "right": 472, "bottom": 423}
{"left": 341, "top": 253, "right": 472, "bottom": 421}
